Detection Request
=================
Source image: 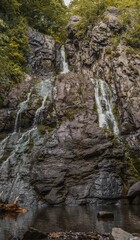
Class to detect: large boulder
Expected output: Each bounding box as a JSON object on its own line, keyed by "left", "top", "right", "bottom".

{"left": 111, "top": 228, "right": 140, "bottom": 240}
{"left": 127, "top": 181, "right": 140, "bottom": 204}
{"left": 28, "top": 28, "right": 56, "bottom": 75}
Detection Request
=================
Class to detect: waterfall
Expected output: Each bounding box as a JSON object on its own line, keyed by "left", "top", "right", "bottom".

{"left": 0, "top": 76, "right": 54, "bottom": 164}
{"left": 0, "top": 90, "right": 32, "bottom": 160}
{"left": 34, "top": 77, "right": 53, "bottom": 125}
{"left": 91, "top": 79, "right": 119, "bottom": 135}
{"left": 61, "top": 45, "right": 69, "bottom": 74}
{"left": 14, "top": 91, "right": 32, "bottom": 132}
{"left": 34, "top": 96, "right": 47, "bottom": 125}
{"left": 0, "top": 75, "right": 55, "bottom": 203}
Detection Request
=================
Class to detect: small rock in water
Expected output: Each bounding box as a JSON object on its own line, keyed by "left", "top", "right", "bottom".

{"left": 22, "top": 227, "right": 48, "bottom": 240}
{"left": 111, "top": 228, "right": 140, "bottom": 240}
{"left": 97, "top": 211, "right": 114, "bottom": 219}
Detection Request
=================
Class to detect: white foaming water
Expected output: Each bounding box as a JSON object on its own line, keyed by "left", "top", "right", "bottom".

{"left": 0, "top": 90, "right": 32, "bottom": 159}
{"left": 34, "top": 96, "right": 47, "bottom": 125}
{"left": 34, "top": 77, "right": 53, "bottom": 125}
{"left": 91, "top": 79, "right": 119, "bottom": 135}
{"left": 14, "top": 91, "right": 32, "bottom": 132}
{"left": 61, "top": 45, "right": 69, "bottom": 74}
{"left": 0, "top": 76, "right": 54, "bottom": 161}
{"left": 0, "top": 75, "right": 55, "bottom": 206}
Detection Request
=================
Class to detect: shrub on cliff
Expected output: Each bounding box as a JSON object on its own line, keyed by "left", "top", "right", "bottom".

{"left": 69, "top": 0, "right": 140, "bottom": 48}
{"left": 20, "top": 0, "right": 68, "bottom": 42}
{"left": 0, "top": 16, "right": 28, "bottom": 102}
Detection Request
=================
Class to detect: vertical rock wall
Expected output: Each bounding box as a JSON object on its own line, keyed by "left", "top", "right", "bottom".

{"left": 0, "top": 8, "right": 140, "bottom": 206}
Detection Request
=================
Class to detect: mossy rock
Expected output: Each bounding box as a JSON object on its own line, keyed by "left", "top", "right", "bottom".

{"left": 37, "top": 125, "right": 48, "bottom": 135}
{"left": 37, "top": 124, "right": 55, "bottom": 134}
{"left": 65, "top": 109, "right": 75, "bottom": 120}
{"left": 125, "top": 151, "right": 140, "bottom": 180}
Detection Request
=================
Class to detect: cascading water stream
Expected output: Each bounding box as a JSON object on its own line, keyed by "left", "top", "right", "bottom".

{"left": 0, "top": 45, "right": 69, "bottom": 166}
{"left": 91, "top": 79, "right": 119, "bottom": 135}
{"left": 0, "top": 76, "right": 54, "bottom": 162}
{"left": 34, "top": 96, "right": 47, "bottom": 125}
{"left": 0, "top": 45, "right": 67, "bottom": 207}
{"left": 0, "top": 75, "right": 55, "bottom": 204}
{"left": 0, "top": 89, "right": 33, "bottom": 160}
{"left": 34, "top": 77, "right": 53, "bottom": 125}
{"left": 61, "top": 45, "right": 69, "bottom": 74}
{"left": 14, "top": 90, "right": 32, "bottom": 132}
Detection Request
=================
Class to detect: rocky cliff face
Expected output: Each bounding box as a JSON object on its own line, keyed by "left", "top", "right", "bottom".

{"left": 0, "top": 8, "right": 139, "bottom": 207}
{"left": 66, "top": 7, "right": 140, "bottom": 172}
{"left": 66, "top": 8, "right": 140, "bottom": 146}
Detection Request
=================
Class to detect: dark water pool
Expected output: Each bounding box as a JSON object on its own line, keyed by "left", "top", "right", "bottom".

{"left": 0, "top": 203, "right": 140, "bottom": 240}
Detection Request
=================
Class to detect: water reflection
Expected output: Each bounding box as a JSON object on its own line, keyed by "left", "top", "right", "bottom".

{"left": 0, "top": 208, "right": 37, "bottom": 240}
{"left": 0, "top": 203, "right": 140, "bottom": 240}
{"left": 33, "top": 204, "right": 140, "bottom": 234}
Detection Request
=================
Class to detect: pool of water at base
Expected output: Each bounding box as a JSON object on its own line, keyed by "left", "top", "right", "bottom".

{"left": 0, "top": 202, "right": 140, "bottom": 240}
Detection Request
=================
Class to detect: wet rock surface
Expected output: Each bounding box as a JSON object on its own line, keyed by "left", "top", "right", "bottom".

{"left": 66, "top": 7, "right": 140, "bottom": 141}
{"left": 0, "top": 72, "right": 127, "bottom": 206}
{"left": 0, "top": 8, "right": 139, "bottom": 208}
{"left": 32, "top": 72, "right": 128, "bottom": 206}
{"left": 127, "top": 181, "right": 140, "bottom": 204}
{"left": 65, "top": 7, "right": 140, "bottom": 180}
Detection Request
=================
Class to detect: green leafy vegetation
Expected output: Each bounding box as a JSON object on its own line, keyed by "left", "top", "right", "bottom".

{"left": 0, "top": 0, "right": 68, "bottom": 103}
{"left": 0, "top": 0, "right": 139, "bottom": 104}
{"left": 0, "top": 16, "right": 28, "bottom": 97}
{"left": 69, "top": 0, "right": 140, "bottom": 48}
{"left": 20, "top": 0, "right": 68, "bottom": 42}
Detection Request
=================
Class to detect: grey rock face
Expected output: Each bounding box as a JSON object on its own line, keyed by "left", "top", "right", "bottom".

{"left": 0, "top": 72, "right": 127, "bottom": 207}
{"left": 0, "top": 28, "right": 61, "bottom": 133}
{"left": 28, "top": 28, "right": 56, "bottom": 75}
{"left": 127, "top": 181, "right": 140, "bottom": 204}
{"left": 0, "top": 74, "right": 33, "bottom": 132}
{"left": 32, "top": 73, "right": 126, "bottom": 206}
{"left": 90, "top": 172, "right": 123, "bottom": 199}
{"left": 0, "top": 9, "right": 139, "bottom": 207}
{"left": 66, "top": 7, "right": 140, "bottom": 167}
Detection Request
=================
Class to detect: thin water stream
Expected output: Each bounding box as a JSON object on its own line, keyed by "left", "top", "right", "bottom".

{"left": 14, "top": 91, "right": 32, "bottom": 133}
{"left": 34, "top": 77, "right": 53, "bottom": 125}
{"left": 91, "top": 79, "right": 119, "bottom": 135}
{"left": 0, "top": 49, "right": 138, "bottom": 240}
{"left": 61, "top": 45, "right": 69, "bottom": 74}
